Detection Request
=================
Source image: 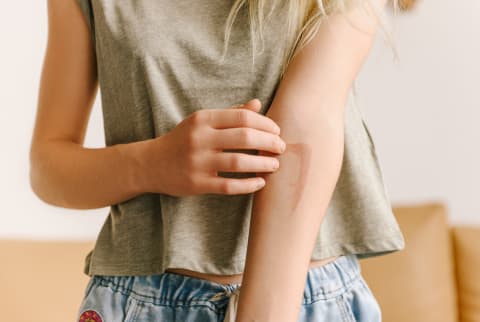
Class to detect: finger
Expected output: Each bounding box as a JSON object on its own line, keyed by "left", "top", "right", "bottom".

{"left": 202, "top": 176, "right": 266, "bottom": 195}
{"left": 212, "top": 127, "right": 285, "bottom": 154}
{"left": 230, "top": 98, "right": 262, "bottom": 113}
{"left": 207, "top": 108, "right": 281, "bottom": 135}
{"left": 208, "top": 152, "right": 280, "bottom": 173}
{"left": 240, "top": 99, "right": 281, "bottom": 134}
{"left": 241, "top": 98, "right": 262, "bottom": 112}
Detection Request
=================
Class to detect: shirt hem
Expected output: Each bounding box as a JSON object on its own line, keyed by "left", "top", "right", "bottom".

{"left": 83, "top": 232, "right": 405, "bottom": 277}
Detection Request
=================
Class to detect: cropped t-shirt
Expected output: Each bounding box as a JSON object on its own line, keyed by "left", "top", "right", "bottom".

{"left": 76, "top": 0, "right": 405, "bottom": 276}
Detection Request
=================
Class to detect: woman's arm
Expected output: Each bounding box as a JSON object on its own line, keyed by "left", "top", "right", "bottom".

{"left": 235, "top": 1, "right": 388, "bottom": 321}
{"left": 30, "top": 1, "right": 286, "bottom": 209}
{"left": 29, "top": 0, "right": 145, "bottom": 209}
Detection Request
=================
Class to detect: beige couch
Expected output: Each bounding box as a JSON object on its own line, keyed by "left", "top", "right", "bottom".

{"left": 1, "top": 202, "right": 478, "bottom": 322}
{"left": 360, "top": 202, "right": 480, "bottom": 322}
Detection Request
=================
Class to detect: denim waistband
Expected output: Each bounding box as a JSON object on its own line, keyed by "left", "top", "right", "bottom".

{"left": 94, "top": 254, "right": 360, "bottom": 308}
{"left": 303, "top": 254, "right": 361, "bottom": 301}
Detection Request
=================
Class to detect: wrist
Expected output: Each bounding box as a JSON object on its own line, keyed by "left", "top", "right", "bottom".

{"left": 114, "top": 138, "right": 156, "bottom": 195}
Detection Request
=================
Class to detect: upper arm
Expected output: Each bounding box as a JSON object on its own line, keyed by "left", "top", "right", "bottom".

{"left": 31, "top": 0, "right": 98, "bottom": 153}
{"left": 265, "top": 0, "right": 387, "bottom": 135}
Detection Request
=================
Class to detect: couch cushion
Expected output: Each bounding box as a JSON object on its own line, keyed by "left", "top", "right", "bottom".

{"left": 359, "top": 202, "right": 458, "bottom": 322}
{"left": 452, "top": 226, "right": 480, "bottom": 322}
{"left": 0, "top": 240, "right": 95, "bottom": 322}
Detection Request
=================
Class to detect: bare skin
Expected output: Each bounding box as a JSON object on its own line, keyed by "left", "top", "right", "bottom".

{"left": 283, "top": 143, "right": 313, "bottom": 215}
{"left": 164, "top": 255, "right": 339, "bottom": 285}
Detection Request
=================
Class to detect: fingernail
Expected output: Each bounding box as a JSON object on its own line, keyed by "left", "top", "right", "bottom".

{"left": 280, "top": 141, "right": 286, "bottom": 152}
{"left": 272, "top": 158, "right": 280, "bottom": 169}
{"left": 257, "top": 179, "right": 266, "bottom": 188}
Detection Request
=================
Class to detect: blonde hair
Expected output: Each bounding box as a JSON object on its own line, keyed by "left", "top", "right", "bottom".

{"left": 220, "top": 0, "right": 400, "bottom": 80}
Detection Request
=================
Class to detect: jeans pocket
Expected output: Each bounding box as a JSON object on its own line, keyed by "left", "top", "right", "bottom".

{"left": 77, "top": 276, "right": 137, "bottom": 322}
{"left": 358, "top": 276, "right": 380, "bottom": 305}
{"left": 360, "top": 276, "right": 382, "bottom": 321}
{"left": 124, "top": 297, "right": 141, "bottom": 322}
{"left": 342, "top": 276, "right": 382, "bottom": 322}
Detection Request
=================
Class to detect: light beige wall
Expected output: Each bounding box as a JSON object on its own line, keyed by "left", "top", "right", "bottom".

{"left": 0, "top": 0, "right": 478, "bottom": 240}
{"left": 355, "top": 0, "right": 480, "bottom": 226}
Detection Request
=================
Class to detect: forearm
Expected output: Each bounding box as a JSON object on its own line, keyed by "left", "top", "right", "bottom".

{"left": 234, "top": 1, "right": 387, "bottom": 318}
{"left": 235, "top": 99, "right": 345, "bottom": 322}
{"left": 29, "top": 138, "right": 153, "bottom": 209}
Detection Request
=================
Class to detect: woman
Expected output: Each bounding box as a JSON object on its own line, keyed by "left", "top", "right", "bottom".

{"left": 30, "top": 0, "right": 404, "bottom": 321}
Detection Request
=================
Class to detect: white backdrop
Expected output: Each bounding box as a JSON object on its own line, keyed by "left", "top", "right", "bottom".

{"left": 1, "top": 0, "right": 478, "bottom": 241}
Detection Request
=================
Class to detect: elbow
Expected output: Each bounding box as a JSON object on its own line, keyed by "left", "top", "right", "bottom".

{"left": 29, "top": 145, "right": 43, "bottom": 200}
{"left": 29, "top": 148, "right": 55, "bottom": 207}
{"left": 29, "top": 145, "right": 68, "bottom": 209}
{"left": 29, "top": 171, "right": 56, "bottom": 207}
{"left": 29, "top": 165, "right": 73, "bottom": 209}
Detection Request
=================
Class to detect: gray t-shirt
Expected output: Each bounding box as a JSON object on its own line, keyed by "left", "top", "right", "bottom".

{"left": 76, "top": 0, "right": 405, "bottom": 276}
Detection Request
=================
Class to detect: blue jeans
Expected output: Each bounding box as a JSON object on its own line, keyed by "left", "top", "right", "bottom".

{"left": 77, "top": 254, "right": 381, "bottom": 321}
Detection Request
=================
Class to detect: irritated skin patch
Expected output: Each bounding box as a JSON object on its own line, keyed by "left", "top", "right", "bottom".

{"left": 283, "top": 142, "right": 312, "bottom": 215}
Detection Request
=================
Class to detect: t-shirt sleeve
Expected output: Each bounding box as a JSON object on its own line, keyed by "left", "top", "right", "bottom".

{"left": 76, "top": 0, "right": 96, "bottom": 44}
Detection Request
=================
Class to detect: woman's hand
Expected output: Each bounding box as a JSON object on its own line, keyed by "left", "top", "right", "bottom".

{"left": 136, "top": 99, "right": 286, "bottom": 197}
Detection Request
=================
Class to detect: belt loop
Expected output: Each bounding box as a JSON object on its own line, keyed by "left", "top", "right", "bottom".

{"left": 223, "top": 287, "right": 241, "bottom": 322}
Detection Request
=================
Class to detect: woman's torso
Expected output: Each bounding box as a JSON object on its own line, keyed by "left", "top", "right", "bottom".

{"left": 76, "top": 0, "right": 405, "bottom": 279}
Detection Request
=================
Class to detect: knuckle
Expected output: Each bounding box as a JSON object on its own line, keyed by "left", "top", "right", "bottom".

{"left": 185, "top": 132, "right": 194, "bottom": 148}
{"left": 186, "top": 130, "right": 199, "bottom": 149}
{"left": 192, "top": 176, "right": 208, "bottom": 193}
{"left": 236, "top": 109, "right": 250, "bottom": 125}
{"left": 219, "top": 180, "right": 234, "bottom": 194}
{"left": 230, "top": 154, "right": 244, "bottom": 170}
{"left": 240, "top": 128, "right": 252, "bottom": 145}
{"left": 190, "top": 110, "right": 206, "bottom": 125}
{"left": 188, "top": 173, "right": 200, "bottom": 189}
